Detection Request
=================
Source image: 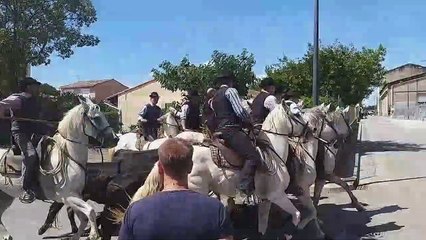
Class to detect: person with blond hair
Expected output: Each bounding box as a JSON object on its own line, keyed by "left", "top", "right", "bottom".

{"left": 118, "top": 138, "right": 234, "bottom": 240}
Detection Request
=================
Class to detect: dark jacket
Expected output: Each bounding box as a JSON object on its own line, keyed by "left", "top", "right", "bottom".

{"left": 10, "top": 93, "right": 42, "bottom": 134}
{"left": 184, "top": 101, "right": 201, "bottom": 130}
{"left": 211, "top": 86, "right": 241, "bottom": 130}
{"left": 140, "top": 104, "right": 162, "bottom": 130}
{"left": 251, "top": 91, "right": 271, "bottom": 124}
{"left": 202, "top": 100, "right": 216, "bottom": 132}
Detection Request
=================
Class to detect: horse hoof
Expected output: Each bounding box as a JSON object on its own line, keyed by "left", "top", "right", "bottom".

{"left": 38, "top": 225, "right": 50, "bottom": 235}
{"left": 355, "top": 204, "right": 367, "bottom": 212}
{"left": 3, "top": 235, "right": 12, "bottom": 240}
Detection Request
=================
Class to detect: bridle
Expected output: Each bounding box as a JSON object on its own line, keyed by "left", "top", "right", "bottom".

{"left": 52, "top": 108, "right": 114, "bottom": 172}
{"left": 162, "top": 111, "right": 183, "bottom": 131}
{"left": 57, "top": 111, "right": 113, "bottom": 147}
{"left": 260, "top": 108, "right": 309, "bottom": 138}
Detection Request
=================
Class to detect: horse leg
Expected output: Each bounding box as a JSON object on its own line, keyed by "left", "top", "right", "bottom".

{"left": 258, "top": 200, "right": 271, "bottom": 235}
{"left": 325, "top": 173, "right": 366, "bottom": 212}
{"left": 66, "top": 206, "right": 78, "bottom": 234}
{"left": 38, "top": 202, "right": 64, "bottom": 235}
{"left": 270, "top": 193, "right": 301, "bottom": 240}
{"left": 66, "top": 196, "right": 100, "bottom": 240}
{"left": 312, "top": 178, "right": 326, "bottom": 207}
{"left": 0, "top": 190, "right": 14, "bottom": 240}
{"left": 297, "top": 193, "right": 325, "bottom": 239}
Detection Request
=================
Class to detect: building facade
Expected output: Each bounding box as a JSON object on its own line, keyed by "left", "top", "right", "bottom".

{"left": 106, "top": 79, "right": 184, "bottom": 130}
{"left": 59, "top": 79, "right": 128, "bottom": 103}
{"left": 379, "top": 64, "right": 426, "bottom": 120}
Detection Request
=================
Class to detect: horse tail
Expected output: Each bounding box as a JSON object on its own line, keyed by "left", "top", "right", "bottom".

{"left": 131, "top": 162, "right": 162, "bottom": 203}
{"left": 110, "top": 162, "right": 163, "bottom": 224}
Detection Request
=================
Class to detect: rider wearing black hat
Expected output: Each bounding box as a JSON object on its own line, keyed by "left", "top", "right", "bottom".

{"left": 178, "top": 90, "right": 201, "bottom": 131}
{"left": 251, "top": 77, "right": 278, "bottom": 125}
{"left": 210, "top": 71, "right": 262, "bottom": 196}
{"left": 0, "top": 77, "right": 43, "bottom": 203}
{"left": 138, "top": 92, "right": 163, "bottom": 140}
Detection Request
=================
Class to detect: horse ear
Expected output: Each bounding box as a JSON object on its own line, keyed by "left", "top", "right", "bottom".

{"left": 297, "top": 99, "right": 304, "bottom": 109}
{"left": 324, "top": 104, "right": 331, "bottom": 113}
{"left": 344, "top": 106, "right": 350, "bottom": 113}
{"left": 78, "top": 95, "right": 89, "bottom": 110}
{"left": 77, "top": 95, "right": 86, "bottom": 104}
{"left": 85, "top": 97, "right": 95, "bottom": 105}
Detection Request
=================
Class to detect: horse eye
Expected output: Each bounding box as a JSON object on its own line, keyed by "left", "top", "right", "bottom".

{"left": 313, "top": 128, "right": 317, "bottom": 132}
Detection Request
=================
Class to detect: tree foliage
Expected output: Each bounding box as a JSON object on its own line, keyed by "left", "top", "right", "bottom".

{"left": 266, "top": 41, "right": 386, "bottom": 107}
{"left": 0, "top": 0, "right": 99, "bottom": 93}
{"left": 152, "top": 49, "right": 257, "bottom": 99}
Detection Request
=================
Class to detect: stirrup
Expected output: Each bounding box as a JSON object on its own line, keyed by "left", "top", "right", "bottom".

{"left": 19, "top": 191, "right": 36, "bottom": 204}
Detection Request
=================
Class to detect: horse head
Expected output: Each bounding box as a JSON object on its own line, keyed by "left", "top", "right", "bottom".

{"left": 58, "top": 96, "right": 119, "bottom": 148}
{"left": 161, "top": 108, "right": 180, "bottom": 138}
{"left": 269, "top": 100, "right": 308, "bottom": 137}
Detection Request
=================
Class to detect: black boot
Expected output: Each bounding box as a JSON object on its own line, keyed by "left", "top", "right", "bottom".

{"left": 238, "top": 159, "right": 257, "bottom": 196}
{"left": 19, "top": 189, "right": 36, "bottom": 204}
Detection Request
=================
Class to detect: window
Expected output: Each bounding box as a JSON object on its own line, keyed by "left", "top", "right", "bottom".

{"left": 417, "top": 94, "right": 426, "bottom": 105}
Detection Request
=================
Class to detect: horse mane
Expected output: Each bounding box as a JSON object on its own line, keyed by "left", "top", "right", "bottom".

{"left": 303, "top": 106, "right": 326, "bottom": 130}
{"left": 57, "top": 104, "right": 84, "bottom": 137}
{"left": 262, "top": 104, "right": 289, "bottom": 132}
{"left": 327, "top": 108, "right": 343, "bottom": 122}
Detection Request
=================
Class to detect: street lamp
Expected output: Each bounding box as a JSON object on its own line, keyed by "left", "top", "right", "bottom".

{"left": 312, "top": 0, "right": 320, "bottom": 105}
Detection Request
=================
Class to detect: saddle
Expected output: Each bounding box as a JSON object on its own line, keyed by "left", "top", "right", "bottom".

{"left": 203, "top": 130, "right": 277, "bottom": 173}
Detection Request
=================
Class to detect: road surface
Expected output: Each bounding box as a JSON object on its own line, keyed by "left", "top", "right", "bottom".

{"left": 316, "top": 116, "right": 426, "bottom": 240}
{"left": 2, "top": 116, "right": 426, "bottom": 239}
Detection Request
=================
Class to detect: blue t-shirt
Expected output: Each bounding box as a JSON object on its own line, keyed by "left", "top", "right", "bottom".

{"left": 118, "top": 190, "right": 233, "bottom": 240}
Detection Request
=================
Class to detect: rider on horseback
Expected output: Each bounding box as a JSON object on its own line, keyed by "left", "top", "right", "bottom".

{"left": 177, "top": 90, "right": 201, "bottom": 131}
{"left": 202, "top": 88, "right": 217, "bottom": 134}
{"left": 0, "top": 77, "right": 42, "bottom": 203}
{"left": 251, "top": 77, "right": 278, "bottom": 125}
{"left": 210, "top": 72, "right": 262, "bottom": 196}
{"left": 137, "top": 92, "right": 163, "bottom": 141}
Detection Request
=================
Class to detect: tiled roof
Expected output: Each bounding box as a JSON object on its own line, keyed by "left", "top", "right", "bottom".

{"left": 106, "top": 79, "right": 157, "bottom": 99}
{"left": 60, "top": 79, "right": 112, "bottom": 89}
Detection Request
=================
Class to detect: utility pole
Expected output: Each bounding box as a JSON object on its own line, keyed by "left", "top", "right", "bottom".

{"left": 312, "top": 0, "right": 320, "bottom": 105}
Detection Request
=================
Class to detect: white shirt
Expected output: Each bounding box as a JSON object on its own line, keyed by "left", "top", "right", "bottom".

{"left": 261, "top": 90, "right": 278, "bottom": 112}
{"left": 285, "top": 100, "right": 301, "bottom": 115}
{"left": 177, "top": 103, "right": 189, "bottom": 120}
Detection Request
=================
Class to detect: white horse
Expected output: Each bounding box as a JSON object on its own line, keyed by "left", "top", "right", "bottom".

{"left": 0, "top": 96, "right": 119, "bottom": 240}
{"left": 280, "top": 106, "right": 341, "bottom": 239}
{"left": 312, "top": 106, "right": 366, "bottom": 211}
{"left": 125, "top": 102, "right": 308, "bottom": 239}
{"left": 112, "top": 107, "right": 181, "bottom": 152}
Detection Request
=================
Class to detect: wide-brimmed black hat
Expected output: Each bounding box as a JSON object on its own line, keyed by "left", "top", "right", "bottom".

{"left": 185, "top": 90, "right": 199, "bottom": 97}
{"left": 215, "top": 71, "right": 236, "bottom": 85}
{"left": 259, "top": 77, "right": 276, "bottom": 88}
{"left": 18, "top": 77, "right": 41, "bottom": 88}
{"left": 149, "top": 91, "right": 159, "bottom": 98}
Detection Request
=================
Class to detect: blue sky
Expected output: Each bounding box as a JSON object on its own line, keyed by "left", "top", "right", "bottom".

{"left": 32, "top": 0, "right": 426, "bottom": 104}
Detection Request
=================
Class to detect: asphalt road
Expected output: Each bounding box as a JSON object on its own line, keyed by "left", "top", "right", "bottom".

{"left": 316, "top": 116, "right": 426, "bottom": 240}
{"left": 2, "top": 116, "right": 426, "bottom": 239}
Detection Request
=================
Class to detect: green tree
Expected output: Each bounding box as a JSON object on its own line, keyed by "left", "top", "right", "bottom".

{"left": 266, "top": 41, "right": 386, "bottom": 107}
{"left": 0, "top": 0, "right": 99, "bottom": 93}
{"left": 152, "top": 49, "right": 257, "bottom": 99}
{"left": 40, "top": 83, "right": 60, "bottom": 96}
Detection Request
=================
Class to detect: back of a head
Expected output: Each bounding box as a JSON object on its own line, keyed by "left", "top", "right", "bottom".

{"left": 158, "top": 138, "right": 194, "bottom": 180}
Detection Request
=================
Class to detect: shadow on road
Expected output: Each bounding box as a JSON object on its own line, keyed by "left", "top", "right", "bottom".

{"left": 361, "top": 141, "right": 426, "bottom": 153}
{"left": 317, "top": 203, "right": 406, "bottom": 239}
